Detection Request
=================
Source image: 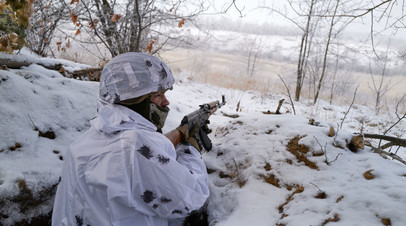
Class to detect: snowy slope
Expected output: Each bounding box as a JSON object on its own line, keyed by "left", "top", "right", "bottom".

{"left": 204, "top": 113, "right": 406, "bottom": 225}
{"left": 0, "top": 53, "right": 99, "bottom": 225}
{"left": 0, "top": 52, "right": 405, "bottom": 225}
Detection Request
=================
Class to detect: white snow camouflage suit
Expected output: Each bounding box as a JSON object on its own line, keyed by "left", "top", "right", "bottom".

{"left": 52, "top": 102, "right": 210, "bottom": 226}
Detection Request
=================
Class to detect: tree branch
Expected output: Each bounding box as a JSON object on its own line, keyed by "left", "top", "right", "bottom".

{"left": 363, "top": 133, "right": 406, "bottom": 147}
{"left": 277, "top": 74, "right": 296, "bottom": 115}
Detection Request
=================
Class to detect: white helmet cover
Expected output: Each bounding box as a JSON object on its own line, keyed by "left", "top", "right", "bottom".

{"left": 99, "top": 52, "right": 175, "bottom": 104}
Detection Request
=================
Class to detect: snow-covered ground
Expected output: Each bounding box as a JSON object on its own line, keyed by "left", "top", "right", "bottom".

{"left": 0, "top": 51, "right": 405, "bottom": 225}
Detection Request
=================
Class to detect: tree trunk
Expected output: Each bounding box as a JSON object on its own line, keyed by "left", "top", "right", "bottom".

{"left": 295, "top": 0, "right": 315, "bottom": 101}
{"left": 314, "top": 0, "right": 340, "bottom": 104}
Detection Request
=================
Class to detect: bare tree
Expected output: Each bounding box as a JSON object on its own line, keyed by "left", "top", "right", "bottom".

{"left": 368, "top": 39, "right": 393, "bottom": 115}
{"left": 26, "top": 0, "right": 67, "bottom": 56}
{"left": 246, "top": 37, "right": 262, "bottom": 77}
{"left": 295, "top": 0, "right": 317, "bottom": 101}
{"left": 61, "top": 0, "right": 210, "bottom": 57}
{"left": 313, "top": 0, "right": 341, "bottom": 104}
{"left": 260, "top": 0, "right": 322, "bottom": 101}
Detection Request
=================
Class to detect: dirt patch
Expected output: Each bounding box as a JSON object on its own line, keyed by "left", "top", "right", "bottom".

{"left": 0, "top": 179, "right": 58, "bottom": 225}
{"left": 264, "top": 162, "right": 272, "bottom": 171}
{"left": 381, "top": 217, "right": 392, "bottom": 226}
{"left": 315, "top": 191, "right": 327, "bottom": 199}
{"left": 286, "top": 136, "right": 318, "bottom": 170}
{"left": 9, "top": 142, "right": 22, "bottom": 151}
{"left": 13, "top": 211, "right": 52, "bottom": 226}
{"left": 38, "top": 129, "right": 56, "bottom": 139}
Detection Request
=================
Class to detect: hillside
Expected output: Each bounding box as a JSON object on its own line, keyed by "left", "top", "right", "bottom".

{"left": 0, "top": 52, "right": 405, "bottom": 225}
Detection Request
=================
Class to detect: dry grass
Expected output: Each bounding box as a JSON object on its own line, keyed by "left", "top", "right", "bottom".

{"left": 286, "top": 136, "right": 319, "bottom": 170}
{"left": 278, "top": 185, "right": 304, "bottom": 216}
{"left": 0, "top": 179, "right": 58, "bottom": 225}
{"left": 161, "top": 48, "right": 406, "bottom": 110}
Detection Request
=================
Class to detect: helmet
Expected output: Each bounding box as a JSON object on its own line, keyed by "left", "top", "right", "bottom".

{"left": 99, "top": 52, "right": 175, "bottom": 104}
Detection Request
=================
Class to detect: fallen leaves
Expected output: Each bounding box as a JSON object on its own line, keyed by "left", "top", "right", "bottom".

{"left": 363, "top": 169, "right": 375, "bottom": 180}
{"left": 321, "top": 213, "right": 340, "bottom": 226}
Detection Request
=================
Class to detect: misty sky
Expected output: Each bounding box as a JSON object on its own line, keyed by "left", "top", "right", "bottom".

{"left": 215, "top": 0, "right": 406, "bottom": 44}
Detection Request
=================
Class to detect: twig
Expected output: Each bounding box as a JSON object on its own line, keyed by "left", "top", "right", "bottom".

{"left": 232, "top": 158, "right": 239, "bottom": 175}
{"left": 309, "top": 182, "right": 324, "bottom": 193}
{"left": 223, "top": 0, "right": 246, "bottom": 17}
{"left": 340, "top": 86, "right": 358, "bottom": 129}
{"left": 27, "top": 114, "right": 39, "bottom": 131}
{"left": 367, "top": 145, "right": 406, "bottom": 165}
{"left": 277, "top": 74, "right": 296, "bottom": 115}
{"left": 276, "top": 99, "right": 284, "bottom": 114}
{"left": 314, "top": 136, "right": 342, "bottom": 165}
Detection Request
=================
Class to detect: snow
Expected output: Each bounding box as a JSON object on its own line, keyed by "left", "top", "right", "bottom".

{"left": 0, "top": 51, "right": 405, "bottom": 225}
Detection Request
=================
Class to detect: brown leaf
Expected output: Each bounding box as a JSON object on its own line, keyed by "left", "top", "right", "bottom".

{"left": 381, "top": 218, "right": 391, "bottom": 226}
{"left": 328, "top": 126, "right": 335, "bottom": 137}
{"left": 89, "top": 19, "right": 99, "bottom": 29}
{"left": 70, "top": 0, "right": 79, "bottom": 4}
{"left": 363, "top": 169, "right": 375, "bottom": 180}
{"left": 348, "top": 135, "right": 364, "bottom": 152}
{"left": 75, "top": 29, "right": 81, "bottom": 36}
{"left": 178, "top": 18, "right": 185, "bottom": 28}
{"left": 70, "top": 11, "right": 78, "bottom": 25}
{"left": 111, "top": 14, "right": 122, "bottom": 22}
{"left": 144, "top": 40, "right": 155, "bottom": 53}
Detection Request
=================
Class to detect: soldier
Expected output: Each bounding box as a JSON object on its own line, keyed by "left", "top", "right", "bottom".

{"left": 52, "top": 52, "right": 209, "bottom": 226}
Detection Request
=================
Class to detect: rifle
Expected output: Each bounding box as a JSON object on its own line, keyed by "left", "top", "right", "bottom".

{"left": 165, "top": 95, "right": 226, "bottom": 151}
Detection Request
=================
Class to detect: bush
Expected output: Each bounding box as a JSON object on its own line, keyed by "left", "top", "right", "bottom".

{"left": 0, "top": 0, "right": 34, "bottom": 53}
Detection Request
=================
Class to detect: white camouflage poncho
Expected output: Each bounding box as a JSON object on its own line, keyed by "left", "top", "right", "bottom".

{"left": 52, "top": 103, "right": 209, "bottom": 226}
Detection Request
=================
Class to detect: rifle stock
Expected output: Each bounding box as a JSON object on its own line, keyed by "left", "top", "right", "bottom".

{"left": 165, "top": 129, "right": 182, "bottom": 148}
